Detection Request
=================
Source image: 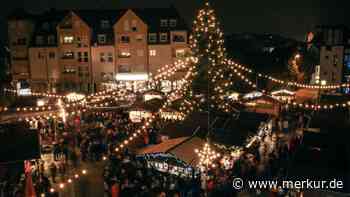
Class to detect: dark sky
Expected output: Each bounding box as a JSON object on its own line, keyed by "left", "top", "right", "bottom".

{"left": 0, "top": 0, "right": 348, "bottom": 44}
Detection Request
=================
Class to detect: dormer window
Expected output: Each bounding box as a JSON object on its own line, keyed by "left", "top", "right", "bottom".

{"left": 160, "top": 33, "right": 168, "bottom": 42}
{"left": 160, "top": 19, "right": 168, "bottom": 27}
{"left": 169, "top": 19, "right": 177, "bottom": 27}
{"left": 36, "top": 36, "right": 44, "bottom": 45}
{"left": 101, "top": 20, "right": 110, "bottom": 29}
{"left": 42, "top": 22, "right": 50, "bottom": 30}
{"left": 48, "top": 35, "right": 55, "bottom": 45}
{"left": 97, "top": 34, "right": 107, "bottom": 44}
{"left": 149, "top": 33, "right": 157, "bottom": 43}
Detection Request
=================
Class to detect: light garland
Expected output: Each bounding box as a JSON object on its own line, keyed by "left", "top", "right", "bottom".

{"left": 225, "top": 59, "right": 350, "bottom": 90}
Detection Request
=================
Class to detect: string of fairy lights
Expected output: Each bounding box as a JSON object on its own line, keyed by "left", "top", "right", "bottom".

{"left": 114, "top": 60, "right": 198, "bottom": 153}
{"left": 4, "top": 1, "right": 350, "bottom": 192}
{"left": 225, "top": 59, "right": 350, "bottom": 90}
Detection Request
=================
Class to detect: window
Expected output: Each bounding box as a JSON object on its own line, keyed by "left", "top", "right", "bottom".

{"left": 62, "top": 51, "right": 74, "bottom": 59}
{"left": 38, "top": 52, "right": 44, "bottom": 59}
{"left": 101, "top": 20, "right": 110, "bottom": 29}
{"left": 333, "top": 55, "right": 338, "bottom": 66}
{"left": 17, "top": 38, "right": 27, "bottom": 45}
{"left": 49, "top": 52, "right": 55, "bottom": 59}
{"left": 119, "top": 65, "right": 131, "bottom": 73}
{"left": 100, "top": 53, "right": 106, "bottom": 62}
{"left": 160, "top": 33, "right": 168, "bottom": 42}
{"left": 48, "top": 35, "right": 55, "bottom": 45}
{"left": 42, "top": 22, "right": 50, "bottom": 30}
{"left": 36, "top": 36, "right": 44, "bottom": 45}
{"left": 63, "top": 36, "right": 74, "bottom": 44}
{"left": 173, "top": 35, "right": 185, "bottom": 42}
{"left": 149, "top": 33, "right": 157, "bottom": 43}
{"left": 149, "top": 49, "right": 156, "bottom": 57}
{"left": 124, "top": 20, "right": 130, "bottom": 31}
{"left": 119, "top": 49, "right": 131, "bottom": 58}
{"left": 137, "top": 49, "right": 144, "bottom": 57}
{"left": 131, "top": 20, "right": 137, "bottom": 32}
{"left": 160, "top": 19, "right": 168, "bottom": 27}
{"left": 76, "top": 37, "right": 81, "bottom": 47}
{"left": 120, "top": 36, "right": 130, "bottom": 43}
{"left": 136, "top": 35, "right": 143, "bottom": 42}
{"left": 175, "top": 49, "right": 186, "bottom": 58}
{"left": 77, "top": 52, "right": 81, "bottom": 62}
{"left": 332, "top": 72, "right": 336, "bottom": 82}
{"left": 63, "top": 66, "right": 76, "bottom": 74}
{"left": 83, "top": 52, "right": 88, "bottom": 62}
{"left": 169, "top": 19, "right": 177, "bottom": 27}
{"left": 98, "top": 34, "right": 107, "bottom": 44}
{"left": 107, "top": 52, "right": 113, "bottom": 62}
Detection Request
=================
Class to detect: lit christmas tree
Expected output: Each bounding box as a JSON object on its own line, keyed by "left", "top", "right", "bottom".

{"left": 189, "top": 1, "right": 234, "bottom": 112}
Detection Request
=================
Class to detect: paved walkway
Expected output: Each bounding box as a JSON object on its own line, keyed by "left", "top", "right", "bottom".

{"left": 57, "top": 162, "right": 105, "bottom": 197}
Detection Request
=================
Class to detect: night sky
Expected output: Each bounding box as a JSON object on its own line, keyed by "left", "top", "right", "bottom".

{"left": 0, "top": 0, "right": 348, "bottom": 44}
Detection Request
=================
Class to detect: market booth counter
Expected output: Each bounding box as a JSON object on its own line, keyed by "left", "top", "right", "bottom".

{"left": 136, "top": 136, "right": 206, "bottom": 177}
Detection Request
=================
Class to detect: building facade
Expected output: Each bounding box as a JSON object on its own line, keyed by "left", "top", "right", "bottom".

{"left": 312, "top": 26, "right": 350, "bottom": 87}
{"left": 7, "top": 7, "right": 189, "bottom": 93}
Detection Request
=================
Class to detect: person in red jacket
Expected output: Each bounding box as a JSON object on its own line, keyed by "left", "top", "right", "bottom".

{"left": 110, "top": 180, "right": 120, "bottom": 197}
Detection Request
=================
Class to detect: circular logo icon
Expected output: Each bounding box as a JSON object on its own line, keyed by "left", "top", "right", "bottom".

{"left": 232, "top": 177, "right": 244, "bottom": 190}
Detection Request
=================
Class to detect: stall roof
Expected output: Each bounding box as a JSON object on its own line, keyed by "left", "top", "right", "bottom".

{"left": 137, "top": 136, "right": 205, "bottom": 167}
{"left": 137, "top": 137, "right": 189, "bottom": 155}
{"left": 160, "top": 111, "right": 269, "bottom": 147}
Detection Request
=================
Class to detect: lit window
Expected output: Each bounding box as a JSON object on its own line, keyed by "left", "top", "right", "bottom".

{"left": 62, "top": 51, "right": 74, "bottom": 59}
{"left": 160, "top": 19, "right": 168, "bottom": 27}
{"left": 97, "top": 34, "right": 107, "bottom": 44}
{"left": 148, "top": 33, "right": 157, "bottom": 43}
{"left": 169, "top": 19, "right": 177, "bottom": 27}
{"left": 149, "top": 50, "right": 156, "bottom": 57}
{"left": 160, "top": 33, "right": 168, "bottom": 42}
{"left": 119, "top": 49, "right": 131, "bottom": 58}
{"left": 175, "top": 49, "right": 186, "bottom": 58}
{"left": 63, "top": 36, "right": 74, "bottom": 44}
{"left": 63, "top": 66, "right": 76, "bottom": 74}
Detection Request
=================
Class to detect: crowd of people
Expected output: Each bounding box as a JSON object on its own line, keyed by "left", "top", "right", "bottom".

{"left": 1, "top": 106, "right": 305, "bottom": 197}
